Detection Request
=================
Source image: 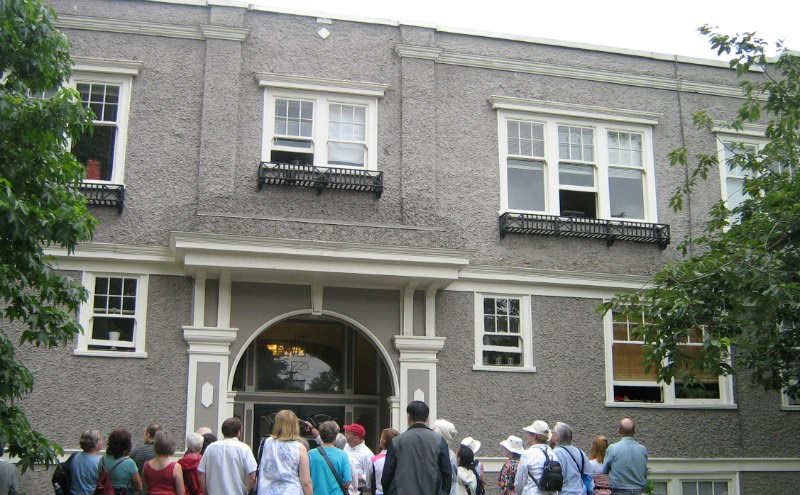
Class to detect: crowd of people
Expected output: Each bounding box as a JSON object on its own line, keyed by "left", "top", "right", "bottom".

{"left": 0, "top": 402, "right": 647, "bottom": 495}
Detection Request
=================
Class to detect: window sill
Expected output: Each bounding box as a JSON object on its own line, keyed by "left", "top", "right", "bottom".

{"left": 73, "top": 349, "right": 147, "bottom": 359}
{"left": 472, "top": 364, "right": 536, "bottom": 373}
{"left": 780, "top": 405, "right": 800, "bottom": 411}
{"left": 604, "top": 401, "right": 737, "bottom": 410}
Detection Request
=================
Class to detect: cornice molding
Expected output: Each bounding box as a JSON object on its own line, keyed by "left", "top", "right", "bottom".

{"left": 199, "top": 24, "right": 249, "bottom": 41}
{"left": 169, "top": 231, "right": 472, "bottom": 264}
{"left": 398, "top": 44, "right": 748, "bottom": 99}
{"left": 256, "top": 72, "right": 388, "bottom": 97}
{"left": 395, "top": 44, "right": 443, "bottom": 60}
{"left": 490, "top": 96, "right": 662, "bottom": 125}
{"left": 712, "top": 121, "right": 768, "bottom": 138}
{"left": 72, "top": 56, "right": 144, "bottom": 76}
{"left": 56, "top": 14, "right": 249, "bottom": 42}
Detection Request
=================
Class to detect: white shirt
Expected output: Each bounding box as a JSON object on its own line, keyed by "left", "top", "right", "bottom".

{"left": 344, "top": 441, "right": 374, "bottom": 489}
{"left": 515, "top": 444, "right": 556, "bottom": 495}
{"left": 198, "top": 437, "right": 258, "bottom": 495}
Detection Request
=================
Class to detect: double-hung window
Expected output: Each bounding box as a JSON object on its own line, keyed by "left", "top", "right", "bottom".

{"left": 473, "top": 294, "right": 534, "bottom": 372}
{"left": 496, "top": 100, "right": 657, "bottom": 222}
{"left": 70, "top": 71, "right": 134, "bottom": 184}
{"left": 604, "top": 310, "right": 734, "bottom": 407}
{"left": 719, "top": 140, "right": 761, "bottom": 215}
{"left": 259, "top": 74, "right": 385, "bottom": 170}
{"left": 75, "top": 273, "right": 148, "bottom": 358}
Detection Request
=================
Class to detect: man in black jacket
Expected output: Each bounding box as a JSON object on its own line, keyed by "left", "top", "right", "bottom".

{"left": 381, "top": 401, "right": 452, "bottom": 495}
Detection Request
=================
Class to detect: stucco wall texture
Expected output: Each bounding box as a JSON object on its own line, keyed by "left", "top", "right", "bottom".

{"left": 436, "top": 291, "right": 800, "bottom": 460}
{"left": 8, "top": 1, "right": 796, "bottom": 493}
{"left": 47, "top": 0, "right": 747, "bottom": 271}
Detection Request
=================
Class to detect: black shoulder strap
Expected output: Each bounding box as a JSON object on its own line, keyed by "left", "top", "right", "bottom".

{"left": 563, "top": 446, "right": 584, "bottom": 473}
{"left": 528, "top": 446, "right": 550, "bottom": 488}
{"left": 317, "top": 446, "right": 348, "bottom": 495}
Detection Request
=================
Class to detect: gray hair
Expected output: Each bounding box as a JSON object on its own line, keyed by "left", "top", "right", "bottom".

{"left": 185, "top": 433, "right": 203, "bottom": 453}
{"left": 552, "top": 422, "right": 573, "bottom": 446}
{"left": 79, "top": 430, "right": 102, "bottom": 452}
{"left": 333, "top": 432, "right": 347, "bottom": 449}
{"left": 318, "top": 420, "right": 340, "bottom": 444}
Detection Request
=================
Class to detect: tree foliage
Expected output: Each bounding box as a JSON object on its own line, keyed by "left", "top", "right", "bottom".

{"left": 599, "top": 26, "right": 800, "bottom": 399}
{"left": 1, "top": 0, "right": 95, "bottom": 471}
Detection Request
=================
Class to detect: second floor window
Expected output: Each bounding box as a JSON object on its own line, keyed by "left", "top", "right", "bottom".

{"left": 500, "top": 112, "right": 656, "bottom": 222}
{"left": 263, "top": 90, "right": 377, "bottom": 169}
{"left": 70, "top": 74, "right": 133, "bottom": 184}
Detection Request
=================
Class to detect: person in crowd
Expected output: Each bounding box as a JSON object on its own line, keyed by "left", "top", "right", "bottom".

{"left": 497, "top": 435, "right": 524, "bottom": 495}
{"left": 200, "top": 433, "right": 216, "bottom": 456}
{"left": 381, "top": 400, "right": 452, "bottom": 495}
{"left": 514, "top": 420, "right": 553, "bottom": 495}
{"left": 308, "top": 421, "right": 353, "bottom": 495}
{"left": 455, "top": 445, "right": 478, "bottom": 495}
{"left": 101, "top": 428, "right": 143, "bottom": 495}
{"left": 589, "top": 435, "right": 611, "bottom": 495}
{"left": 131, "top": 424, "right": 162, "bottom": 476}
{"left": 195, "top": 428, "right": 212, "bottom": 437}
{"left": 460, "top": 437, "right": 484, "bottom": 479}
{"left": 178, "top": 433, "right": 204, "bottom": 495}
{"left": 343, "top": 423, "right": 373, "bottom": 494}
{"left": 333, "top": 433, "right": 359, "bottom": 494}
{"left": 198, "top": 417, "right": 257, "bottom": 495}
{"left": 142, "top": 431, "right": 185, "bottom": 495}
{"left": 255, "top": 410, "right": 313, "bottom": 495}
{"left": 432, "top": 419, "right": 458, "bottom": 495}
{"left": 70, "top": 429, "right": 103, "bottom": 495}
{"left": 551, "top": 422, "right": 593, "bottom": 495}
{"left": 370, "top": 428, "right": 399, "bottom": 495}
{"left": 0, "top": 441, "right": 19, "bottom": 495}
{"left": 603, "top": 418, "right": 648, "bottom": 495}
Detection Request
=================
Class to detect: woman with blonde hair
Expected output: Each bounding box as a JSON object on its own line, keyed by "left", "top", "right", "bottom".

{"left": 589, "top": 434, "right": 611, "bottom": 495}
{"left": 256, "top": 410, "right": 313, "bottom": 495}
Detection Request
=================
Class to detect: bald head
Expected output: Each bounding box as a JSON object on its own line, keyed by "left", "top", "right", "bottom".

{"left": 618, "top": 417, "right": 636, "bottom": 436}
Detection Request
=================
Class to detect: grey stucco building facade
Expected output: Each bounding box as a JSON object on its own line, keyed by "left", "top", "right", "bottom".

{"left": 11, "top": 0, "right": 800, "bottom": 493}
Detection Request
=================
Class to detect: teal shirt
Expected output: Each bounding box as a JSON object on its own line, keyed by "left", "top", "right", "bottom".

{"left": 70, "top": 452, "right": 101, "bottom": 495}
{"left": 308, "top": 446, "right": 352, "bottom": 495}
{"left": 602, "top": 437, "right": 648, "bottom": 490}
{"left": 100, "top": 455, "right": 139, "bottom": 490}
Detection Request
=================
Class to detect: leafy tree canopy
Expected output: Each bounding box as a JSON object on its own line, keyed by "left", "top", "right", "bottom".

{"left": 1, "top": 0, "right": 95, "bottom": 471}
{"left": 599, "top": 26, "right": 800, "bottom": 400}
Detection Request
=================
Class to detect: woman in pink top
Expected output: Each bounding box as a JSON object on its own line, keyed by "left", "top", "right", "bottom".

{"left": 143, "top": 431, "right": 186, "bottom": 495}
{"left": 370, "top": 428, "right": 399, "bottom": 495}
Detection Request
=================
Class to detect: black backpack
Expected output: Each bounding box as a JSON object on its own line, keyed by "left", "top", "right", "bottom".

{"left": 528, "top": 446, "right": 563, "bottom": 492}
{"left": 51, "top": 453, "right": 76, "bottom": 495}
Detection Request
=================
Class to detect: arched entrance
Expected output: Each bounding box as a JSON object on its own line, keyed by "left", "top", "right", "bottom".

{"left": 230, "top": 315, "right": 395, "bottom": 452}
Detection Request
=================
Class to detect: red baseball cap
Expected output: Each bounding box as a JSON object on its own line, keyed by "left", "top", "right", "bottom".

{"left": 343, "top": 424, "right": 366, "bottom": 438}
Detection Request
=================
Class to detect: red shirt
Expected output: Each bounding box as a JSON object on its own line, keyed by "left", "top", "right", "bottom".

{"left": 144, "top": 461, "right": 179, "bottom": 495}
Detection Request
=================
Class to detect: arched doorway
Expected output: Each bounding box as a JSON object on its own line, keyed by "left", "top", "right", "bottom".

{"left": 230, "top": 316, "right": 394, "bottom": 452}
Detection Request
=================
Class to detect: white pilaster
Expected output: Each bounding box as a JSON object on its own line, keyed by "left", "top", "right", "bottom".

{"left": 394, "top": 335, "right": 445, "bottom": 430}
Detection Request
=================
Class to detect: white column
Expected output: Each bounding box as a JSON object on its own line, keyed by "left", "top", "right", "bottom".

{"left": 393, "top": 336, "right": 445, "bottom": 430}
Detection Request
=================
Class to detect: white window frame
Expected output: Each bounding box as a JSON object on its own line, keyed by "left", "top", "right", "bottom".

{"left": 603, "top": 310, "right": 735, "bottom": 408}
{"left": 472, "top": 293, "right": 534, "bottom": 373}
{"left": 497, "top": 110, "right": 657, "bottom": 222}
{"left": 782, "top": 382, "right": 800, "bottom": 410}
{"left": 717, "top": 137, "right": 766, "bottom": 213}
{"left": 75, "top": 272, "right": 149, "bottom": 358}
{"left": 261, "top": 88, "right": 379, "bottom": 170}
{"left": 648, "top": 474, "right": 738, "bottom": 495}
{"left": 69, "top": 71, "right": 134, "bottom": 185}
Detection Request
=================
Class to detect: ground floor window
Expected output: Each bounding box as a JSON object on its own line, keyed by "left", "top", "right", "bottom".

{"left": 75, "top": 272, "right": 148, "bottom": 357}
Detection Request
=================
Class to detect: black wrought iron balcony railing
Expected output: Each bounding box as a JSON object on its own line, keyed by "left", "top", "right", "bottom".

{"left": 77, "top": 182, "right": 125, "bottom": 213}
{"left": 499, "top": 212, "right": 670, "bottom": 249}
{"left": 257, "top": 162, "right": 383, "bottom": 198}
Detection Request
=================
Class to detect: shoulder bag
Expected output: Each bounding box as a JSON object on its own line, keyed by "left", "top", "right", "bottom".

{"left": 316, "top": 446, "right": 349, "bottom": 495}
